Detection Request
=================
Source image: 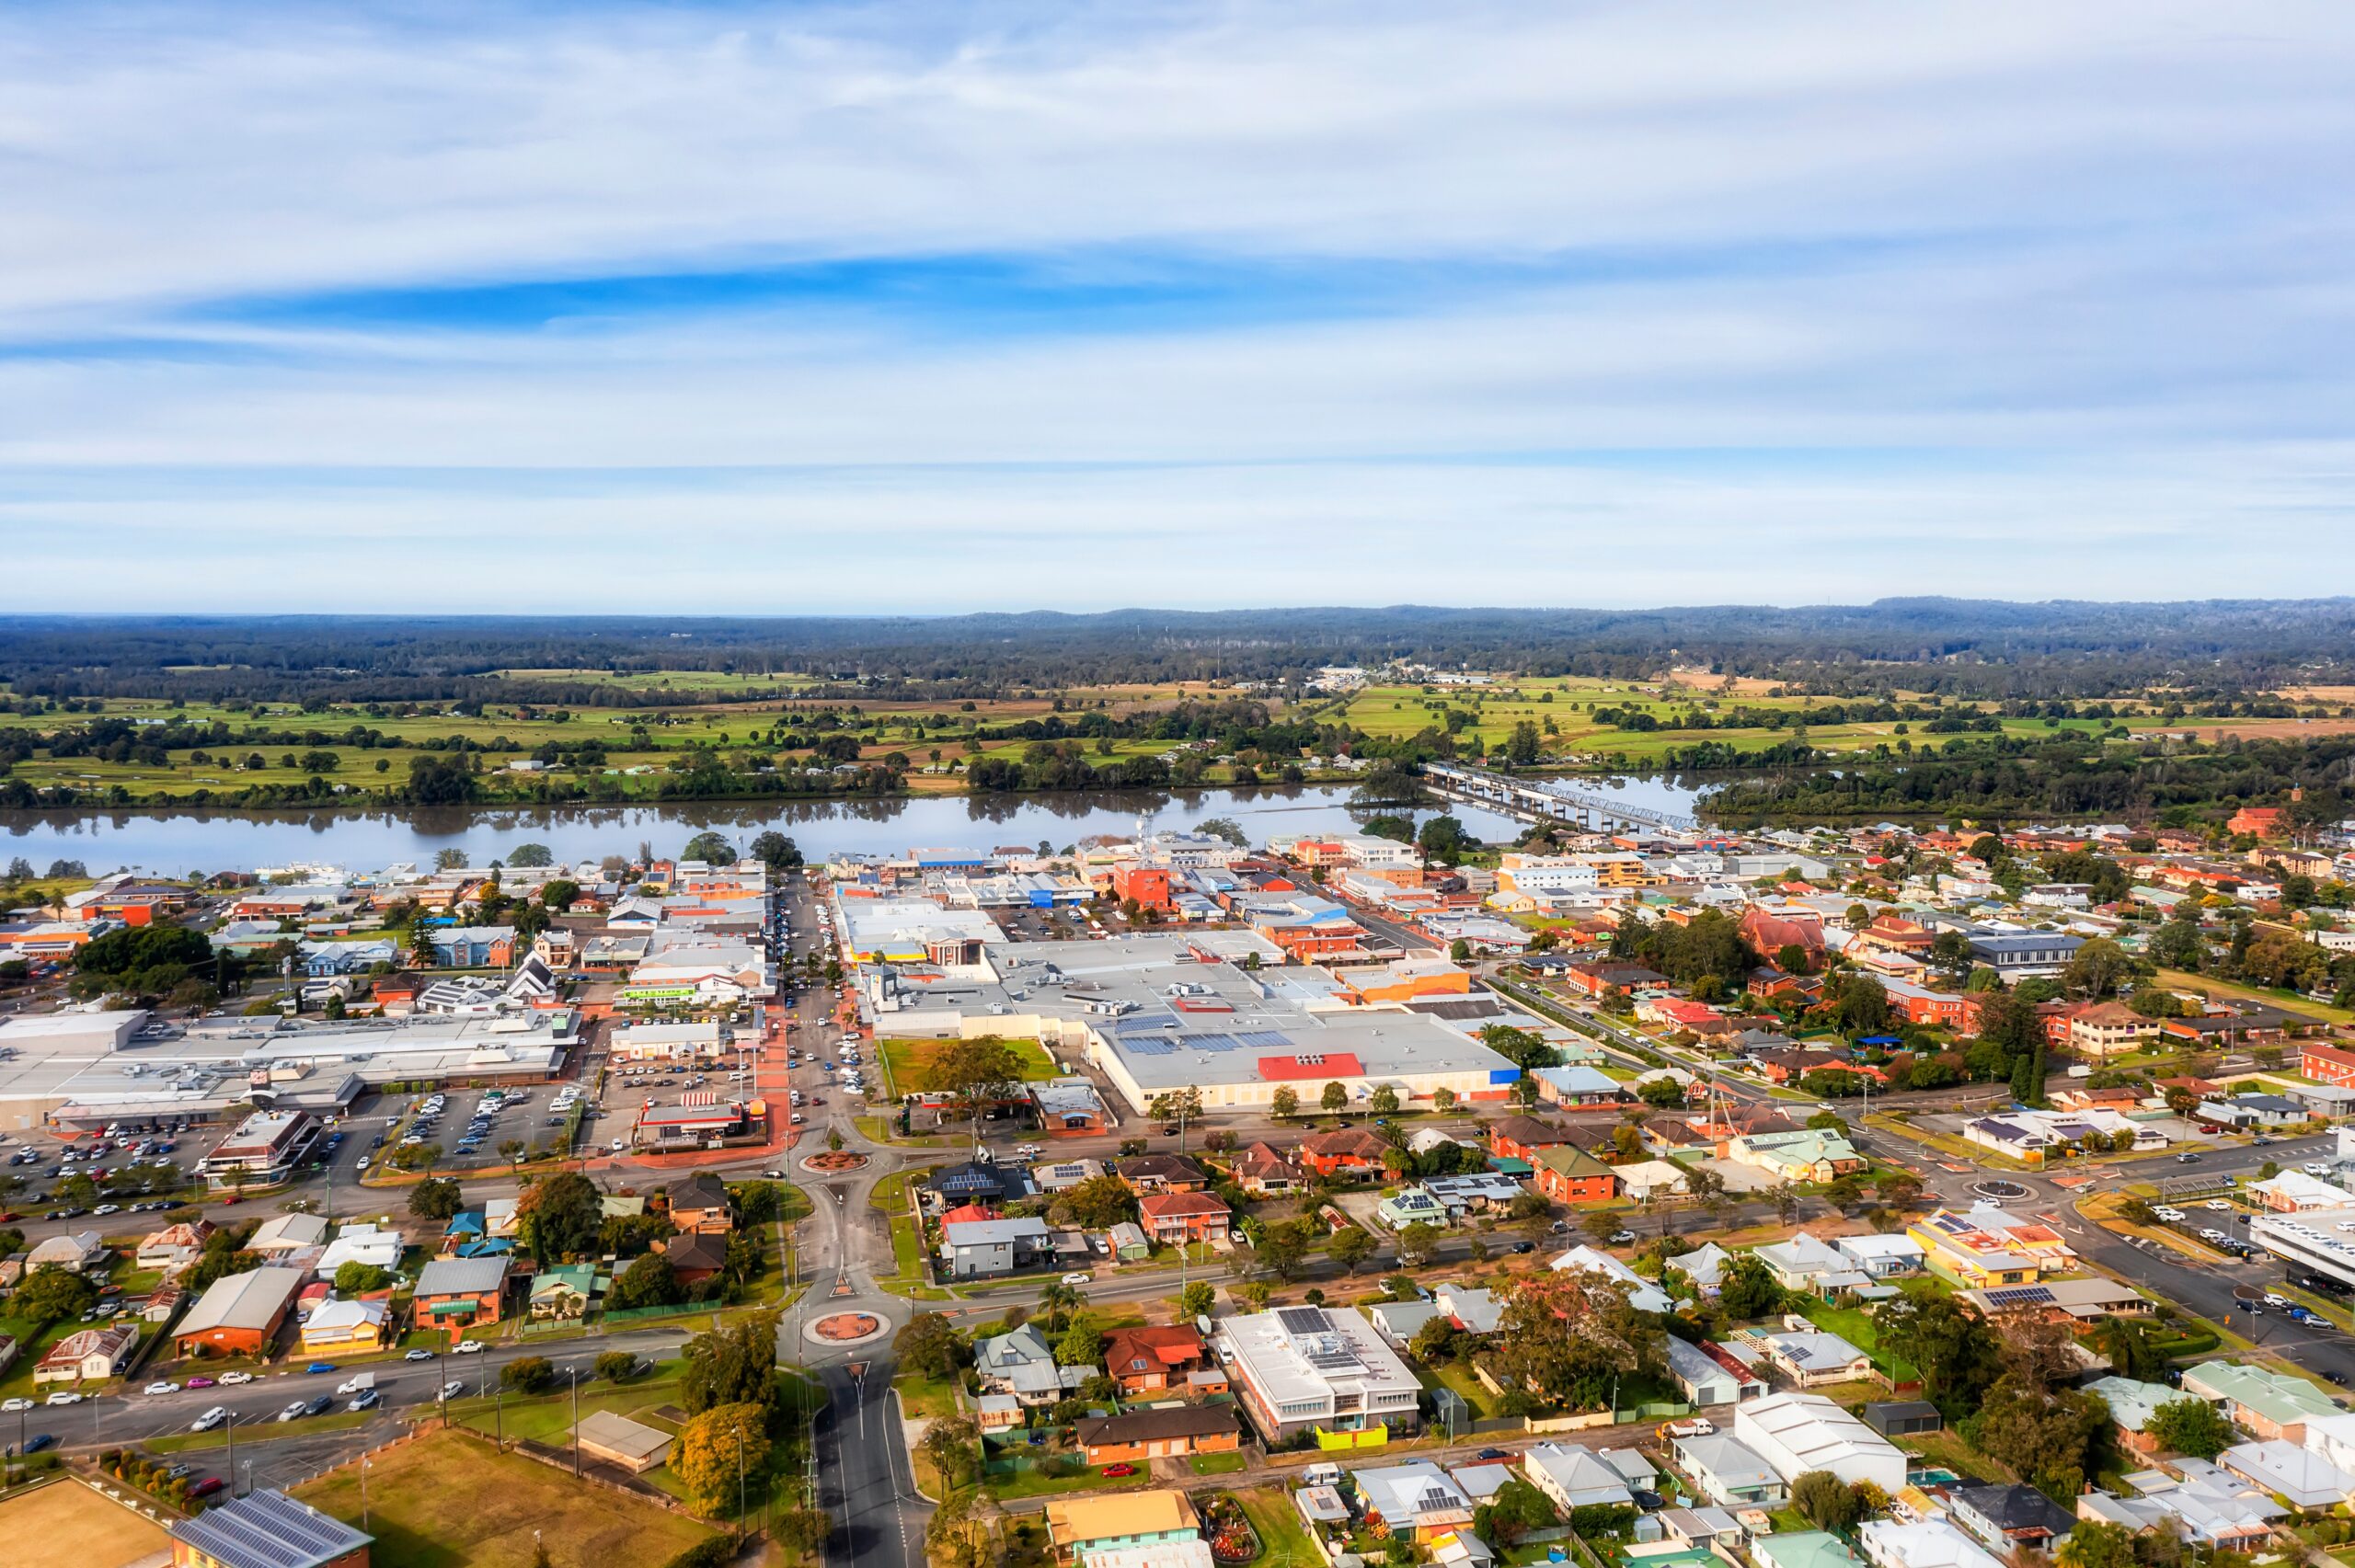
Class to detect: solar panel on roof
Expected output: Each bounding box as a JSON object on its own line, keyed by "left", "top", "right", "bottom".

{"left": 1235, "top": 1030, "right": 1295, "bottom": 1048}
{"left": 1982, "top": 1285, "right": 2055, "bottom": 1308}
{"left": 1276, "top": 1305, "right": 1330, "bottom": 1334}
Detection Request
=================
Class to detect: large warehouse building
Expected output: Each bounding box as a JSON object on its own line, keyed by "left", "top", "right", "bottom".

{"left": 861, "top": 932, "right": 1523, "bottom": 1112}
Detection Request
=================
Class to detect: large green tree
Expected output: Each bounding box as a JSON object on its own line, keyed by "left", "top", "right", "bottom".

{"left": 517, "top": 1171, "right": 603, "bottom": 1262}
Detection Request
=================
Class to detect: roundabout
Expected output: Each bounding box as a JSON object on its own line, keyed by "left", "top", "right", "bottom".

{"left": 799, "top": 1150, "right": 870, "bottom": 1173}
{"left": 805, "top": 1310, "right": 891, "bottom": 1348}
{"left": 1972, "top": 1178, "right": 2032, "bottom": 1201}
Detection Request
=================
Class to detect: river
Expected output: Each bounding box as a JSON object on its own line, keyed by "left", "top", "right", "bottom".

{"left": 0, "top": 776, "right": 1710, "bottom": 876}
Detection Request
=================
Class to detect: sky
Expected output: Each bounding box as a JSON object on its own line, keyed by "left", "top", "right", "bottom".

{"left": 2, "top": 1, "right": 2352, "bottom": 612}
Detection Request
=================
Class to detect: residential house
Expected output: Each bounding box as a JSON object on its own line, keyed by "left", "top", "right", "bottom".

{"left": 175, "top": 1266, "right": 306, "bottom": 1356}
{"left": 300, "top": 1297, "right": 393, "bottom": 1355}
{"left": 247, "top": 1212, "right": 331, "bottom": 1254}
{"left": 1100, "top": 1325, "right": 1210, "bottom": 1397}
{"left": 1858, "top": 1519, "right": 2005, "bottom": 1568}
{"left": 2064, "top": 1001, "right": 2160, "bottom": 1060}
{"left": 1523, "top": 1442, "right": 1635, "bottom": 1513}
{"left": 1530, "top": 1144, "right": 1618, "bottom": 1205}
{"left": 135, "top": 1219, "right": 218, "bottom": 1274}
{"left": 572, "top": 1409, "right": 675, "bottom": 1475}
{"left": 1533, "top": 1065, "right": 1635, "bottom": 1107}
{"left": 1959, "top": 1276, "right": 2153, "bottom": 1322}
{"left": 26, "top": 1230, "right": 108, "bottom": 1274}
{"left": 2219, "top": 1440, "right": 2355, "bottom": 1510}
{"left": 1667, "top": 1336, "right": 1759, "bottom": 1408}
{"left": 663, "top": 1173, "right": 735, "bottom": 1234}
{"left": 941, "top": 1217, "right": 1053, "bottom": 1279}
{"left": 1754, "top": 1233, "right": 1860, "bottom": 1294}
{"left": 1488, "top": 1116, "right": 1577, "bottom": 1163}
{"left": 658, "top": 1231, "right": 728, "bottom": 1287}
{"left": 1136, "top": 1192, "right": 1232, "bottom": 1245}
{"left": 412, "top": 1255, "right": 511, "bottom": 1330}
{"left": 32, "top": 1322, "right": 139, "bottom": 1385}
{"left": 1296, "top": 1128, "right": 1391, "bottom": 1178}
{"left": 1950, "top": 1484, "right": 2076, "bottom": 1552}
{"left": 1114, "top": 1154, "right": 1212, "bottom": 1195}
{"left": 1754, "top": 1533, "right": 1858, "bottom": 1568}
{"left": 977, "top": 1323, "right": 1095, "bottom": 1406}
{"left": 1377, "top": 1187, "right": 1452, "bottom": 1230}
{"left": 528, "top": 1264, "right": 600, "bottom": 1320}
{"left": 1074, "top": 1404, "right": 1241, "bottom": 1467}
{"left": 1759, "top": 1330, "right": 1872, "bottom": 1389}
{"left": 2080, "top": 1465, "right": 2278, "bottom": 1550}
{"left": 2182, "top": 1360, "right": 2338, "bottom": 1443}
{"left": 2085, "top": 1377, "right": 2199, "bottom": 1457}
{"left": 1832, "top": 1233, "right": 1925, "bottom": 1279}
{"left": 1354, "top": 1461, "right": 1476, "bottom": 1544}
{"left": 1728, "top": 1129, "right": 1866, "bottom": 1184}
{"left": 1550, "top": 1246, "right": 1673, "bottom": 1312}
{"left": 1226, "top": 1143, "right": 1303, "bottom": 1196}
{"left": 1677, "top": 1433, "right": 1786, "bottom": 1506}
{"left": 1044, "top": 1491, "right": 1202, "bottom": 1565}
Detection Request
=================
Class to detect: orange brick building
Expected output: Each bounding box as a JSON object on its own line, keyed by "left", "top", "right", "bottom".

{"left": 1074, "top": 1403, "right": 1241, "bottom": 1465}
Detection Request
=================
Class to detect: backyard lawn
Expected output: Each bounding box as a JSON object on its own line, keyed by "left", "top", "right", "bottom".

{"left": 295, "top": 1428, "right": 717, "bottom": 1568}
{"left": 894, "top": 1369, "right": 961, "bottom": 1420}
{"left": 1797, "top": 1298, "right": 1921, "bottom": 1383}
{"left": 1189, "top": 1451, "right": 1247, "bottom": 1476}
{"left": 1235, "top": 1487, "right": 1320, "bottom": 1566}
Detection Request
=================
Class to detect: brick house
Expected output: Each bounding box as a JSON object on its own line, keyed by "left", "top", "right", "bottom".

{"left": 663, "top": 1173, "right": 735, "bottom": 1235}
{"left": 413, "top": 1255, "right": 512, "bottom": 1331}
{"left": 1488, "top": 1116, "right": 1576, "bottom": 1163}
{"left": 1100, "top": 1325, "right": 1211, "bottom": 1397}
{"left": 1297, "top": 1127, "right": 1392, "bottom": 1177}
{"left": 2303, "top": 1042, "right": 2355, "bottom": 1089}
{"left": 1530, "top": 1144, "right": 1619, "bottom": 1205}
{"left": 2228, "top": 807, "right": 2288, "bottom": 839}
{"left": 2065, "top": 1001, "right": 2159, "bottom": 1059}
{"left": 1074, "top": 1403, "right": 1243, "bottom": 1466}
{"left": 1113, "top": 1154, "right": 1212, "bottom": 1195}
{"left": 1137, "top": 1191, "right": 1232, "bottom": 1245}
{"left": 659, "top": 1231, "right": 729, "bottom": 1287}
{"left": 1226, "top": 1142, "right": 1304, "bottom": 1196}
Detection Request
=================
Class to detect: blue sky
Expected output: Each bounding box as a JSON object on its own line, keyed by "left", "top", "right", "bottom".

{"left": 1, "top": 1, "right": 2351, "bottom": 610}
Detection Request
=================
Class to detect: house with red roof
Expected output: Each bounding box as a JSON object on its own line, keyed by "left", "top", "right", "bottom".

{"left": 2229, "top": 806, "right": 2288, "bottom": 838}
{"left": 1487, "top": 1115, "right": 1576, "bottom": 1163}
{"left": 1737, "top": 906, "right": 1827, "bottom": 969}
{"left": 1100, "top": 1324, "right": 1212, "bottom": 1397}
{"left": 1226, "top": 1142, "right": 1304, "bottom": 1196}
{"left": 1297, "top": 1127, "right": 1391, "bottom": 1177}
{"left": 1137, "top": 1191, "right": 1232, "bottom": 1245}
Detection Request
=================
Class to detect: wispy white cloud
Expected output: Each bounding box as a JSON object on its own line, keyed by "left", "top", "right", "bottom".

{"left": 0, "top": 1, "right": 2350, "bottom": 607}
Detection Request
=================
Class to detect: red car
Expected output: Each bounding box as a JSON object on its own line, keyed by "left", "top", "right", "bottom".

{"left": 1100, "top": 1463, "right": 1137, "bottom": 1478}
{"left": 185, "top": 1376, "right": 216, "bottom": 1390}
{"left": 190, "top": 1477, "right": 225, "bottom": 1497}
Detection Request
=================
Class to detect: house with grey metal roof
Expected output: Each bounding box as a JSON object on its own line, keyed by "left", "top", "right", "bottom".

{"left": 1675, "top": 1432, "right": 1786, "bottom": 1506}
{"left": 939, "top": 1215, "right": 1051, "bottom": 1278}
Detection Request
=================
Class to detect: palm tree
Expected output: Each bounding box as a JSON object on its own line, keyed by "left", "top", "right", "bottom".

{"left": 1038, "top": 1281, "right": 1082, "bottom": 1334}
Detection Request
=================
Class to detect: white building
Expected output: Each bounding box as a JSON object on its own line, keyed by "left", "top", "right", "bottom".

{"left": 1734, "top": 1392, "right": 1907, "bottom": 1493}
{"left": 1218, "top": 1304, "right": 1423, "bottom": 1443}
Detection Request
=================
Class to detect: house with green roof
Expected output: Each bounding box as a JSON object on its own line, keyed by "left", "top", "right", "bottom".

{"left": 2181, "top": 1360, "right": 2338, "bottom": 1442}
{"left": 528, "top": 1263, "right": 601, "bottom": 1320}
{"left": 2084, "top": 1375, "right": 2200, "bottom": 1456}
{"left": 1755, "top": 1531, "right": 1859, "bottom": 1568}
{"left": 1530, "top": 1143, "right": 1618, "bottom": 1204}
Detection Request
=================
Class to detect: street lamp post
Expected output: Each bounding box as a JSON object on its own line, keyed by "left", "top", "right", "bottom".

{"left": 224, "top": 1412, "right": 235, "bottom": 1494}
{"left": 569, "top": 1368, "right": 581, "bottom": 1477}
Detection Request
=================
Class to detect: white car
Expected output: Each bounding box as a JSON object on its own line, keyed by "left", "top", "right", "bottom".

{"left": 44, "top": 1391, "right": 84, "bottom": 1406}
{"left": 276, "top": 1400, "right": 308, "bottom": 1423}
{"left": 2308, "top": 1162, "right": 2335, "bottom": 1176}
{"left": 2266, "top": 1293, "right": 2291, "bottom": 1307}
{"left": 2205, "top": 1199, "right": 2233, "bottom": 1211}
{"left": 2154, "top": 1206, "right": 2187, "bottom": 1221}
{"left": 0, "top": 1398, "right": 31, "bottom": 1413}
{"left": 218, "top": 1370, "right": 255, "bottom": 1385}
{"left": 144, "top": 1380, "right": 178, "bottom": 1395}
{"left": 454, "top": 1339, "right": 486, "bottom": 1355}
{"left": 441, "top": 1380, "right": 465, "bottom": 1401}
{"left": 1664, "top": 1417, "right": 1717, "bottom": 1437}
{"left": 190, "top": 1407, "right": 227, "bottom": 1432}
{"left": 1060, "top": 1271, "right": 1093, "bottom": 1286}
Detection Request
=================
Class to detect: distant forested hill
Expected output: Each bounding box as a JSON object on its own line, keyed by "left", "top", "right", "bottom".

{"left": 3, "top": 599, "right": 2353, "bottom": 704}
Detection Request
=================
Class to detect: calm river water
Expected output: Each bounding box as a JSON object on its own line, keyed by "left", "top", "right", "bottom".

{"left": 0, "top": 778, "right": 1710, "bottom": 877}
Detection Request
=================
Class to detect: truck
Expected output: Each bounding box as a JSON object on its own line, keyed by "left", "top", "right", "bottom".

{"left": 335, "top": 1370, "right": 377, "bottom": 1397}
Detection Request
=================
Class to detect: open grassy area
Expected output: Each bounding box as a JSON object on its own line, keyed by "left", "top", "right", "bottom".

{"left": 877, "top": 1036, "right": 1060, "bottom": 1096}
{"left": 441, "top": 1365, "right": 686, "bottom": 1448}
{"left": 0, "top": 1476, "right": 174, "bottom": 1563}
{"left": 1189, "top": 1451, "right": 1248, "bottom": 1476}
{"left": 1796, "top": 1297, "right": 1921, "bottom": 1383}
{"left": 894, "top": 1369, "right": 961, "bottom": 1420}
{"left": 1417, "top": 1360, "right": 1501, "bottom": 1419}
{"left": 295, "top": 1428, "right": 717, "bottom": 1568}
{"left": 0, "top": 1317, "right": 76, "bottom": 1402}
{"left": 1235, "top": 1486, "right": 1321, "bottom": 1566}
{"left": 2152, "top": 969, "right": 2355, "bottom": 1027}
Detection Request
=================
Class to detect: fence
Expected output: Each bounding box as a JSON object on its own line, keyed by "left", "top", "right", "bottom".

{"left": 601, "top": 1302, "right": 718, "bottom": 1328}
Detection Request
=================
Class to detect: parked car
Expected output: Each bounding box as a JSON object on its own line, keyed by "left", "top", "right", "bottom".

{"left": 1060, "top": 1272, "right": 1092, "bottom": 1286}
{"left": 454, "top": 1339, "right": 486, "bottom": 1355}
{"left": 190, "top": 1408, "right": 227, "bottom": 1432}
{"left": 217, "top": 1371, "right": 254, "bottom": 1385}
{"left": 144, "top": 1381, "right": 178, "bottom": 1396}
{"left": 1100, "top": 1463, "right": 1138, "bottom": 1478}
{"left": 276, "top": 1401, "right": 309, "bottom": 1423}
{"left": 43, "top": 1392, "right": 83, "bottom": 1406}
{"left": 349, "top": 1390, "right": 381, "bottom": 1411}
{"left": 305, "top": 1361, "right": 338, "bottom": 1374}
{"left": 22, "top": 1435, "right": 55, "bottom": 1455}
{"left": 190, "top": 1477, "right": 224, "bottom": 1497}
{"left": 185, "top": 1376, "right": 216, "bottom": 1391}
{"left": 404, "top": 1348, "right": 434, "bottom": 1361}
